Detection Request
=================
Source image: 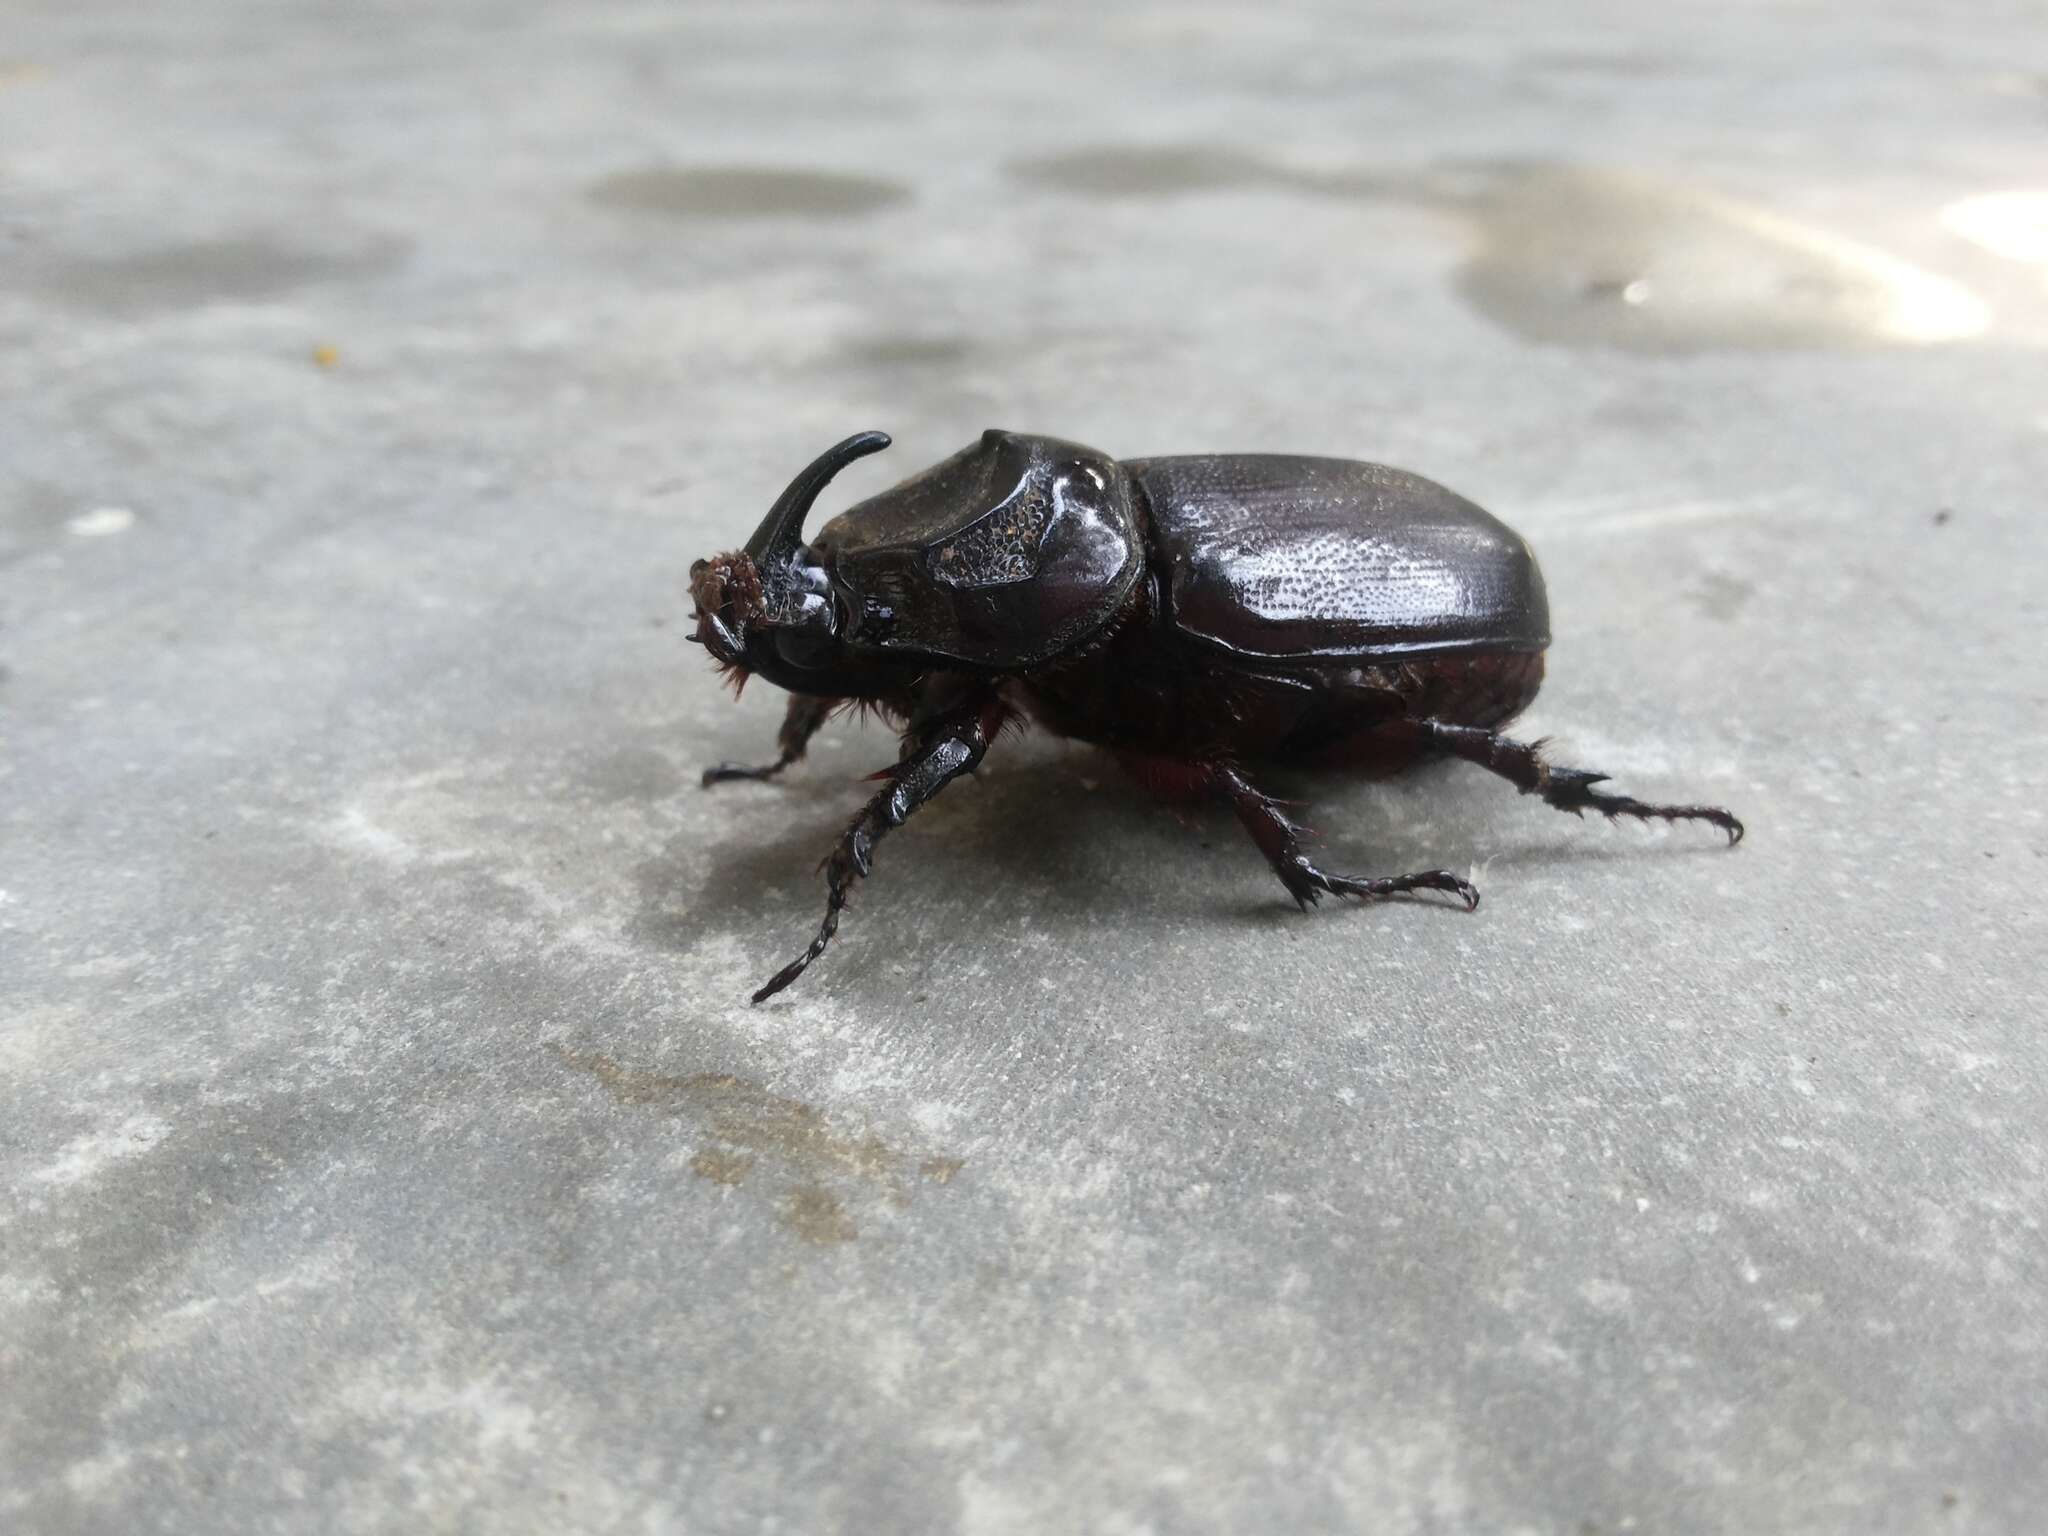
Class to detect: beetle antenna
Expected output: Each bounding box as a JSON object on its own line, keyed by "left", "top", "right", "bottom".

{"left": 745, "top": 430, "right": 892, "bottom": 565}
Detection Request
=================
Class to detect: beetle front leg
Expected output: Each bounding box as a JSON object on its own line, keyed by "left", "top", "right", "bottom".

{"left": 1417, "top": 721, "right": 1744, "bottom": 843}
{"left": 703, "top": 693, "right": 840, "bottom": 787}
{"left": 751, "top": 697, "right": 1007, "bottom": 1003}
{"left": 1215, "top": 765, "right": 1480, "bottom": 911}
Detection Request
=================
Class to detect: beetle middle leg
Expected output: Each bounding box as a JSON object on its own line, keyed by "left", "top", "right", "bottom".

{"left": 1416, "top": 721, "right": 1744, "bottom": 843}
{"left": 752, "top": 694, "right": 1007, "bottom": 1003}
{"left": 703, "top": 693, "right": 840, "bottom": 787}
{"left": 1213, "top": 764, "right": 1479, "bottom": 911}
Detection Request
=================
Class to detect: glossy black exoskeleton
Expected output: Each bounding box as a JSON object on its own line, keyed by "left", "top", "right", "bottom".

{"left": 689, "top": 430, "right": 1743, "bottom": 1002}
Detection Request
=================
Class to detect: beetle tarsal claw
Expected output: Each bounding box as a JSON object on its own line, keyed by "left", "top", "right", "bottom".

{"left": 754, "top": 902, "right": 846, "bottom": 1004}
{"left": 702, "top": 758, "right": 789, "bottom": 787}
{"left": 751, "top": 957, "right": 809, "bottom": 1005}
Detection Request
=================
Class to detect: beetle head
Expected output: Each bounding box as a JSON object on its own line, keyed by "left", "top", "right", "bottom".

{"left": 689, "top": 430, "right": 892, "bottom": 691}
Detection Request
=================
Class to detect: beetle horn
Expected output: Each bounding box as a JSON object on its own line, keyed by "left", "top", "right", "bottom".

{"left": 745, "top": 430, "right": 892, "bottom": 563}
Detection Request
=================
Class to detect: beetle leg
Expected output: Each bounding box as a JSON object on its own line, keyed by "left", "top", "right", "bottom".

{"left": 1416, "top": 721, "right": 1744, "bottom": 844}
{"left": 1214, "top": 765, "right": 1480, "bottom": 912}
{"left": 703, "top": 694, "right": 840, "bottom": 787}
{"left": 752, "top": 696, "right": 1007, "bottom": 1003}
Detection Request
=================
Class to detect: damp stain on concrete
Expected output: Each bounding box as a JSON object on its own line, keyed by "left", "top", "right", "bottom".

{"left": 550, "top": 1045, "right": 964, "bottom": 1243}
{"left": 1688, "top": 571, "right": 1756, "bottom": 622}
{"left": 1004, "top": 142, "right": 1411, "bottom": 204}
{"left": 1006, "top": 144, "right": 1994, "bottom": 353}
{"left": 37, "top": 235, "right": 408, "bottom": 315}
{"left": 692, "top": 1071, "right": 894, "bottom": 1179}
{"left": 586, "top": 164, "right": 911, "bottom": 220}
{"left": 552, "top": 1048, "right": 890, "bottom": 1176}
{"left": 689, "top": 1148, "right": 754, "bottom": 1186}
{"left": 1007, "top": 144, "right": 1288, "bottom": 198}
{"left": 783, "top": 1184, "right": 857, "bottom": 1245}
{"left": 834, "top": 333, "right": 979, "bottom": 370}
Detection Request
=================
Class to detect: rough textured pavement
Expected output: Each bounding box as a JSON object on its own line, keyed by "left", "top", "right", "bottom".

{"left": 4, "top": 3, "right": 2045, "bottom": 1532}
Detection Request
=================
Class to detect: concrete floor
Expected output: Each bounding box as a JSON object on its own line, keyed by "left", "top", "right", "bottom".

{"left": 4, "top": 3, "right": 2045, "bottom": 1532}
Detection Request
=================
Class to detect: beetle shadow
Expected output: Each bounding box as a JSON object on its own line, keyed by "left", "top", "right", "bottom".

{"left": 1476, "top": 834, "right": 1742, "bottom": 872}
{"left": 631, "top": 745, "right": 1130, "bottom": 957}
{"left": 634, "top": 745, "right": 1630, "bottom": 961}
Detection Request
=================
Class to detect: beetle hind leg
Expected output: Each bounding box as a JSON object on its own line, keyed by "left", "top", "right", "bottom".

{"left": 1215, "top": 765, "right": 1479, "bottom": 912}
{"left": 1418, "top": 721, "right": 1744, "bottom": 844}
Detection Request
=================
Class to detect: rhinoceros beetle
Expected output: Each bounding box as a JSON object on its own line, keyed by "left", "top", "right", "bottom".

{"left": 690, "top": 430, "right": 1742, "bottom": 1002}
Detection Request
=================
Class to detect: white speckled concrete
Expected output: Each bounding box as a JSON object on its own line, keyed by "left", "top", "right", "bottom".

{"left": 4, "top": 3, "right": 2045, "bottom": 1532}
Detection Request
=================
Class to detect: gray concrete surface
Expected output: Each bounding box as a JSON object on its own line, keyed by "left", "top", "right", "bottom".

{"left": 4, "top": 2, "right": 2046, "bottom": 1531}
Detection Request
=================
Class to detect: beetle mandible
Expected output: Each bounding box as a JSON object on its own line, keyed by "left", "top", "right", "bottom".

{"left": 689, "top": 430, "right": 1743, "bottom": 1002}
